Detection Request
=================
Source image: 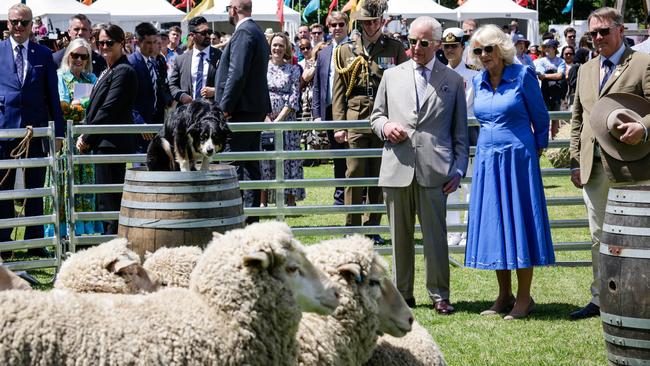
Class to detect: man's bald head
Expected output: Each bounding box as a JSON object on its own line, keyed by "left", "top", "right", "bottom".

{"left": 235, "top": 0, "right": 252, "bottom": 16}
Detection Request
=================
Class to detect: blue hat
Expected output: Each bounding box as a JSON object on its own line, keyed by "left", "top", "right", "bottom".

{"left": 512, "top": 33, "right": 530, "bottom": 47}
{"left": 542, "top": 39, "right": 560, "bottom": 49}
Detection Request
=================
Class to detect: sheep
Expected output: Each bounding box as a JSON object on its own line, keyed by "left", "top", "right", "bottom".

{"left": 0, "top": 221, "right": 338, "bottom": 366}
{"left": 0, "top": 263, "right": 31, "bottom": 291}
{"left": 296, "top": 235, "right": 414, "bottom": 366}
{"left": 365, "top": 320, "right": 447, "bottom": 366}
{"left": 143, "top": 246, "right": 203, "bottom": 288}
{"left": 54, "top": 237, "right": 160, "bottom": 294}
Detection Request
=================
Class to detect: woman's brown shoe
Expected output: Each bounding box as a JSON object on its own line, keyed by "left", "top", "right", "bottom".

{"left": 503, "top": 299, "right": 535, "bottom": 320}
{"left": 480, "top": 295, "right": 516, "bottom": 316}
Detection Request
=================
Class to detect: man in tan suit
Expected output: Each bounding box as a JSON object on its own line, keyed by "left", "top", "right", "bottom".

{"left": 569, "top": 7, "right": 650, "bottom": 320}
{"left": 370, "top": 16, "right": 469, "bottom": 314}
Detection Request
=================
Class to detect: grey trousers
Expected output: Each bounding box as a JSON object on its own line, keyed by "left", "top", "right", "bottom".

{"left": 384, "top": 179, "right": 450, "bottom": 302}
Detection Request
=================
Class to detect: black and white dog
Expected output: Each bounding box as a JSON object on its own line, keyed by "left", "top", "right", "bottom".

{"left": 146, "top": 100, "right": 230, "bottom": 171}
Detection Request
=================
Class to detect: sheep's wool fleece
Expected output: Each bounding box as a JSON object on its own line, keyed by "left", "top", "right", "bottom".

{"left": 144, "top": 246, "right": 203, "bottom": 287}
{"left": 190, "top": 221, "right": 304, "bottom": 366}
{"left": 0, "top": 222, "right": 303, "bottom": 366}
{"left": 297, "top": 236, "right": 386, "bottom": 366}
{"left": 54, "top": 238, "right": 143, "bottom": 293}
{"left": 365, "top": 321, "right": 447, "bottom": 366}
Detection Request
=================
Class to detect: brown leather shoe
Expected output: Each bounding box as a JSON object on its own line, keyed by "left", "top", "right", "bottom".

{"left": 435, "top": 300, "right": 454, "bottom": 315}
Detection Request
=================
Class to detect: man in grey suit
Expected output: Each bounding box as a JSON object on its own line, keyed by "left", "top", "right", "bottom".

{"left": 370, "top": 16, "right": 469, "bottom": 314}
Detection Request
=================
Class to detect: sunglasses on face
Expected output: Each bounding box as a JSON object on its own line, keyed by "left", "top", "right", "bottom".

{"left": 408, "top": 37, "right": 433, "bottom": 48}
{"left": 225, "top": 5, "right": 233, "bottom": 11}
{"left": 9, "top": 19, "right": 31, "bottom": 27}
{"left": 194, "top": 29, "right": 213, "bottom": 37}
{"left": 589, "top": 26, "right": 616, "bottom": 38}
{"left": 70, "top": 52, "right": 89, "bottom": 60}
{"left": 564, "top": 52, "right": 574, "bottom": 56}
{"left": 567, "top": 35, "right": 576, "bottom": 39}
{"left": 472, "top": 45, "right": 494, "bottom": 55}
{"left": 443, "top": 43, "right": 460, "bottom": 50}
{"left": 329, "top": 22, "right": 346, "bottom": 29}
{"left": 299, "top": 46, "right": 312, "bottom": 51}
{"left": 97, "top": 40, "right": 116, "bottom": 47}
{"left": 311, "top": 31, "right": 323, "bottom": 35}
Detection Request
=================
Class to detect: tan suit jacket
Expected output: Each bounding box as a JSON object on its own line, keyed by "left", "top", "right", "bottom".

{"left": 370, "top": 59, "right": 469, "bottom": 188}
{"left": 570, "top": 47, "right": 650, "bottom": 184}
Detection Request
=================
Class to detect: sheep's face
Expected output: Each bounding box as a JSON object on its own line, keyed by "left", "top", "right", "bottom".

{"left": 0, "top": 265, "right": 31, "bottom": 291}
{"left": 245, "top": 249, "right": 338, "bottom": 315}
{"left": 376, "top": 276, "right": 413, "bottom": 337}
{"left": 107, "top": 258, "right": 161, "bottom": 293}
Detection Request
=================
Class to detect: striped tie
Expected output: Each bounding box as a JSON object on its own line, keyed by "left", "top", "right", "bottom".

{"left": 600, "top": 59, "right": 614, "bottom": 91}
{"left": 194, "top": 51, "right": 205, "bottom": 99}
{"left": 15, "top": 45, "right": 25, "bottom": 85}
{"left": 147, "top": 58, "right": 158, "bottom": 108}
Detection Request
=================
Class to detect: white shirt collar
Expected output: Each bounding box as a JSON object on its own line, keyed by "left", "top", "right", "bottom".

{"left": 235, "top": 17, "right": 252, "bottom": 31}
{"left": 9, "top": 36, "right": 29, "bottom": 51}
{"left": 332, "top": 36, "right": 348, "bottom": 47}
{"left": 412, "top": 57, "right": 436, "bottom": 72}
{"left": 192, "top": 46, "right": 208, "bottom": 59}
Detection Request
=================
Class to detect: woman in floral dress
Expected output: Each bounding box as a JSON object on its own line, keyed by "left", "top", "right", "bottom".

{"left": 260, "top": 33, "right": 304, "bottom": 207}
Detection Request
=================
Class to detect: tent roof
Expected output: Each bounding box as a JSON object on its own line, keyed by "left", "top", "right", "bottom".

{"left": 387, "top": 0, "right": 457, "bottom": 21}
{"left": 0, "top": 0, "right": 110, "bottom": 22}
{"left": 199, "top": 0, "right": 299, "bottom": 26}
{"left": 91, "top": 0, "right": 185, "bottom": 22}
{"left": 456, "top": 0, "right": 537, "bottom": 21}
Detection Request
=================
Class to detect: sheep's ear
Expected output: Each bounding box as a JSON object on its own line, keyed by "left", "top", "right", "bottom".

{"left": 212, "top": 231, "right": 223, "bottom": 240}
{"left": 243, "top": 251, "right": 270, "bottom": 269}
{"left": 108, "top": 258, "right": 139, "bottom": 275}
{"left": 337, "top": 263, "right": 363, "bottom": 283}
{"left": 144, "top": 251, "right": 153, "bottom": 260}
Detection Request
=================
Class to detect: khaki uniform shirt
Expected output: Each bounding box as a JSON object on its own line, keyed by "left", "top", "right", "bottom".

{"left": 332, "top": 35, "right": 408, "bottom": 133}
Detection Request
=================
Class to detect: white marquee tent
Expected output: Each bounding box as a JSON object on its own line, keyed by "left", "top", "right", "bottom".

{"left": 0, "top": 0, "right": 110, "bottom": 30}
{"left": 198, "top": 0, "right": 299, "bottom": 38}
{"left": 455, "top": 0, "right": 539, "bottom": 44}
{"left": 91, "top": 0, "right": 186, "bottom": 31}
{"left": 387, "top": 0, "right": 456, "bottom": 21}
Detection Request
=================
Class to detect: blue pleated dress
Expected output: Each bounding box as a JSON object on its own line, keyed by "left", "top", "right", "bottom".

{"left": 464, "top": 63, "right": 555, "bottom": 270}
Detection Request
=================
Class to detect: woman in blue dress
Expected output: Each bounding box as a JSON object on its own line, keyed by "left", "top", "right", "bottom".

{"left": 465, "top": 25, "right": 555, "bottom": 320}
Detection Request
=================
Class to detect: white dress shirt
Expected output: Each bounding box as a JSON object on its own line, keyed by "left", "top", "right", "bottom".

{"left": 9, "top": 37, "right": 29, "bottom": 83}
{"left": 191, "top": 47, "right": 210, "bottom": 96}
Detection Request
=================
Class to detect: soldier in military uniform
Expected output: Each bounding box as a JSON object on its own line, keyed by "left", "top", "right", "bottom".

{"left": 331, "top": 0, "right": 408, "bottom": 242}
{"left": 441, "top": 27, "right": 480, "bottom": 246}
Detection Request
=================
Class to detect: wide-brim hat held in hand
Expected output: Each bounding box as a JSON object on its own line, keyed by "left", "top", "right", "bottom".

{"left": 591, "top": 92, "right": 650, "bottom": 162}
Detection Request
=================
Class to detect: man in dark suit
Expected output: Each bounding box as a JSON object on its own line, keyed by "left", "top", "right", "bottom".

{"left": 168, "top": 16, "right": 221, "bottom": 106}
{"left": 312, "top": 11, "right": 349, "bottom": 206}
{"left": 52, "top": 14, "right": 106, "bottom": 78}
{"left": 215, "top": 0, "right": 271, "bottom": 223}
{"left": 0, "top": 4, "right": 64, "bottom": 249}
{"left": 129, "top": 22, "right": 172, "bottom": 155}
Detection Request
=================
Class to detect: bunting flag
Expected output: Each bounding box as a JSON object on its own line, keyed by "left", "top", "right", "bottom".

{"left": 277, "top": 0, "right": 285, "bottom": 27}
{"left": 303, "top": 0, "right": 319, "bottom": 22}
{"left": 561, "top": 0, "right": 573, "bottom": 14}
{"left": 82, "top": 0, "right": 93, "bottom": 5}
{"left": 341, "top": 0, "right": 356, "bottom": 12}
{"left": 175, "top": 0, "right": 197, "bottom": 10}
{"left": 183, "top": 0, "right": 212, "bottom": 21}
{"left": 285, "top": 0, "right": 291, "bottom": 5}
{"left": 327, "top": 0, "right": 338, "bottom": 20}
{"left": 514, "top": 0, "right": 528, "bottom": 7}
{"left": 457, "top": 0, "right": 467, "bottom": 5}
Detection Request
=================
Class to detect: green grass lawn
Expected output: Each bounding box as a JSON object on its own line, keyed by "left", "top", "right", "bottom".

{"left": 284, "top": 158, "right": 605, "bottom": 366}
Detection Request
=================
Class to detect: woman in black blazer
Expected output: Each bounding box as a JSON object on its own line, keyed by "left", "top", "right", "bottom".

{"left": 76, "top": 23, "right": 137, "bottom": 234}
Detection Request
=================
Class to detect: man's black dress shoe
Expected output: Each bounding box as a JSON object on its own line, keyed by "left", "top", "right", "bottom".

{"left": 404, "top": 297, "right": 416, "bottom": 308}
{"left": 366, "top": 234, "right": 386, "bottom": 245}
{"left": 569, "top": 302, "right": 600, "bottom": 320}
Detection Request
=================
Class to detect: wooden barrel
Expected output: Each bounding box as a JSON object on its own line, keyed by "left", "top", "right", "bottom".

{"left": 600, "top": 185, "right": 650, "bottom": 366}
{"left": 117, "top": 165, "right": 245, "bottom": 258}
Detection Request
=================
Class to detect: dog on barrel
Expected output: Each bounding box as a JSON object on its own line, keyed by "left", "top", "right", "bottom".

{"left": 146, "top": 100, "right": 231, "bottom": 171}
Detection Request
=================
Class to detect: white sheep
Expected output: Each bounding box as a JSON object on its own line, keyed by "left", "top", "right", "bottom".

{"left": 0, "top": 263, "right": 31, "bottom": 291}
{"left": 365, "top": 321, "right": 447, "bottom": 366}
{"left": 0, "top": 221, "right": 338, "bottom": 366}
{"left": 54, "top": 237, "right": 160, "bottom": 294}
{"left": 143, "top": 246, "right": 203, "bottom": 288}
{"left": 297, "top": 235, "right": 414, "bottom": 366}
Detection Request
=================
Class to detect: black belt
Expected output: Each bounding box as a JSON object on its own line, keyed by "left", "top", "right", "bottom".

{"left": 349, "top": 86, "right": 375, "bottom": 98}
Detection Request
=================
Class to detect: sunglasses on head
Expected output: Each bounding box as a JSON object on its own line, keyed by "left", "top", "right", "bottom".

{"left": 589, "top": 26, "right": 616, "bottom": 38}
{"left": 408, "top": 37, "right": 432, "bottom": 48}
{"left": 472, "top": 45, "right": 494, "bottom": 55}
{"left": 329, "top": 22, "right": 346, "bottom": 28}
{"left": 97, "top": 40, "right": 116, "bottom": 47}
{"left": 9, "top": 19, "right": 31, "bottom": 27}
{"left": 443, "top": 43, "right": 460, "bottom": 50}
{"left": 70, "top": 52, "right": 89, "bottom": 60}
{"left": 194, "top": 29, "right": 214, "bottom": 37}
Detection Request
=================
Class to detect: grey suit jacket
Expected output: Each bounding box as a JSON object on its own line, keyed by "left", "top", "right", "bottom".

{"left": 168, "top": 47, "right": 221, "bottom": 102}
{"left": 371, "top": 59, "right": 469, "bottom": 188}
{"left": 570, "top": 47, "right": 650, "bottom": 183}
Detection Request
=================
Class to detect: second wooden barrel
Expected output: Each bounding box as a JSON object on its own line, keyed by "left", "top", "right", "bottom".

{"left": 599, "top": 185, "right": 650, "bottom": 366}
{"left": 118, "top": 165, "right": 245, "bottom": 258}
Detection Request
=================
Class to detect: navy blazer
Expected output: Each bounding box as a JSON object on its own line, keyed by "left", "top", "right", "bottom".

{"left": 128, "top": 51, "right": 172, "bottom": 124}
{"left": 83, "top": 55, "right": 138, "bottom": 153}
{"left": 168, "top": 46, "right": 221, "bottom": 103}
{"left": 53, "top": 48, "right": 107, "bottom": 78}
{"left": 0, "top": 39, "right": 64, "bottom": 138}
{"left": 311, "top": 43, "right": 333, "bottom": 121}
{"left": 215, "top": 19, "right": 271, "bottom": 117}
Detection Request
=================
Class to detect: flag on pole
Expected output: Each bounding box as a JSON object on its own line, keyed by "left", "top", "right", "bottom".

{"left": 341, "top": 0, "right": 356, "bottom": 12}
{"left": 561, "top": 0, "right": 573, "bottom": 14}
{"left": 182, "top": 0, "right": 208, "bottom": 20}
{"left": 303, "top": 0, "right": 319, "bottom": 22}
{"left": 327, "top": 0, "right": 338, "bottom": 19}
{"left": 277, "top": 0, "right": 285, "bottom": 27}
